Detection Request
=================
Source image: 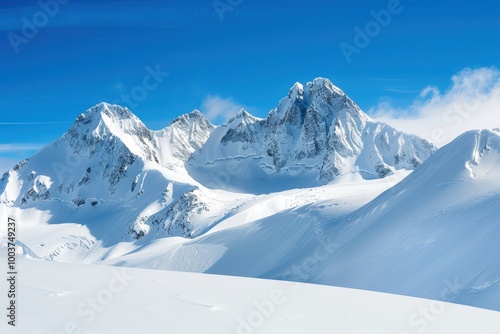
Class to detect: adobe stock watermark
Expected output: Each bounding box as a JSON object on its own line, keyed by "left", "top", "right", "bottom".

{"left": 7, "top": 0, "right": 70, "bottom": 54}
{"left": 225, "top": 289, "right": 286, "bottom": 334}
{"left": 223, "top": 234, "right": 339, "bottom": 334}
{"left": 213, "top": 0, "right": 243, "bottom": 21}
{"left": 51, "top": 152, "right": 84, "bottom": 183}
{"left": 114, "top": 65, "right": 169, "bottom": 109}
{"left": 54, "top": 268, "right": 134, "bottom": 334}
{"left": 430, "top": 92, "right": 482, "bottom": 146}
{"left": 397, "top": 278, "right": 462, "bottom": 334}
{"left": 283, "top": 234, "right": 340, "bottom": 282}
{"left": 339, "top": 0, "right": 408, "bottom": 64}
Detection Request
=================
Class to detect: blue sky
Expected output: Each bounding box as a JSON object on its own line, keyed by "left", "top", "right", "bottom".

{"left": 1, "top": 0, "right": 500, "bottom": 170}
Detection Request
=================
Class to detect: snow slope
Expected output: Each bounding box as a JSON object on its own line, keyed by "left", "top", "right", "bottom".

{"left": 306, "top": 129, "right": 500, "bottom": 310}
{"left": 1, "top": 257, "right": 499, "bottom": 334}
{"left": 100, "top": 130, "right": 500, "bottom": 311}
{"left": 101, "top": 173, "right": 407, "bottom": 274}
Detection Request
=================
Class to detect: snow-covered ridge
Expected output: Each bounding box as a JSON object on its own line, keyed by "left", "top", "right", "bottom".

{"left": 68, "top": 102, "right": 214, "bottom": 167}
{"left": 0, "top": 78, "right": 436, "bottom": 243}
{"left": 0, "top": 102, "right": 219, "bottom": 247}
{"left": 106, "top": 128, "right": 500, "bottom": 311}
{"left": 190, "top": 78, "right": 435, "bottom": 192}
{"left": 0, "top": 78, "right": 435, "bottom": 210}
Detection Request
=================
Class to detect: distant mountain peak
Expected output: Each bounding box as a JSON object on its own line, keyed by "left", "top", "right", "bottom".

{"left": 188, "top": 78, "right": 436, "bottom": 188}
{"left": 71, "top": 102, "right": 148, "bottom": 140}
{"left": 309, "top": 77, "right": 344, "bottom": 95}
{"left": 188, "top": 109, "right": 205, "bottom": 118}
{"left": 275, "top": 77, "right": 369, "bottom": 126}
{"left": 75, "top": 102, "right": 135, "bottom": 124}
{"left": 236, "top": 108, "right": 250, "bottom": 117}
{"left": 171, "top": 109, "right": 214, "bottom": 129}
{"left": 287, "top": 78, "right": 345, "bottom": 101}
{"left": 226, "top": 109, "right": 261, "bottom": 126}
{"left": 288, "top": 82, "right": 305, "bottom": 99}
{"left": 1, "top": 78, "right": 437, "bottom": 205}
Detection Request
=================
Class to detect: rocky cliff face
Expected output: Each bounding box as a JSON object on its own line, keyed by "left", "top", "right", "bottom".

{"left": 153, "top": 110, "right": 215, "bottom": 167}
{"left": 190, "top": 78, "right": 436, "bottom": 183}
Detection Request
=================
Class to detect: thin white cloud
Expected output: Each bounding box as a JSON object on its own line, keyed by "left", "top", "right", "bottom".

{"left": 200, "top": 95, "right": 247, "bottom": 124}
{"left": 384, "top": 88, "right": 419, "bottom": 94}
{"left": 370, "top": 67, "right": 500, "bottom": 147}
{"left": 0, "top": 143, "right": 44, "bottom": 153}
{"left": 0, "top": 122, "right": 69, "bottom": 125}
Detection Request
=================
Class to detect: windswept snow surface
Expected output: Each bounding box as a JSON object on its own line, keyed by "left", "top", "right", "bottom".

{"left": 0, "top": 257, "right": 499, "bottom": 334}
{"left": 104, "top": 130, "right": 500, "bottom": 311}
{"left": 305, "top": 129, "right": 500, "bottom": 311}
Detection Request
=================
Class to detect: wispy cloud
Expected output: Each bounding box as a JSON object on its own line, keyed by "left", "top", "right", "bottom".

{"left": 370, "top": 67, "right": 500, "bottom": 147}
{"left": 384, "top": 88, "right": 419, "bottom": 94}
{"left": 365, "top": 77, "right": 408, "bottom": 82}
{"left": 0, "top": 121, "right": 70, "bottom": 125}
{"left": 200, "top": 95, "right": 248, "bottom": 124}
{"left": 0, "top": 143, "right": 44, "bottom": 153}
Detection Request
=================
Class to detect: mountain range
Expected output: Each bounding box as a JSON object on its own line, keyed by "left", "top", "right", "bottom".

{"left": 1, "top": 78, "right": 499, "bottom": 311}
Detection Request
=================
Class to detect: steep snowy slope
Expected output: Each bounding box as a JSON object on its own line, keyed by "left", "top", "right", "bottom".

{"left": 102, "top": 173, "right": 408, "bottom": 273}
{"left": 188, "top": 78, "right": 435, "bottom": 193}
{"left": 305, "top": 129, "right": 500, "bottom": 310}
{"left": 131, "top": 130, "right": 500, "bottom": 310}
{"left": 0, "top": 103, "right": 205, "bottom": 207}
{"left": 0, "top": 103, "right": 247, "bottom": 262}
{"left": 153, "top": 109, "right": 215, "bottom": 167}
{"left": 2, "top": 257, "right": 499, "bottom": 334}
{"left": 128, "top": 129, "right": 500, "bottom": 310}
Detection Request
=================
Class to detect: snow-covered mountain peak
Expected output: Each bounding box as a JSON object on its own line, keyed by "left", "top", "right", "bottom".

{"left": 74, "top": 102, "right": 140, "bottom": 128}
{"left": 170, "top": 109, "right": 213, "bottom": 127}
{"left": 271, "top": 77, "right": 370, "bottom": 126}
{"left": 71, "top": 102, "right": 149, "bottom": 137}
{"left": 307, "top": 78, "right": 370, "bottom": 123}
{"left": 64, "top": 102, "right": 155, "bottom": 162}
{"left": 288, "top": 82, "right": 305, "bottom": 100}
{"left": 226, "top": 109, "right": 261, "bottom": 126}
{"left": 187, "top": 78, "right": 436, "bottom": 190}
{"left": 153, "top": 110, "right": 215, "bottom": 165}
{"left": 308, "top": 77, "right": 344, "bottom": 94}
{"left": 188, "top": 109, "right": 204, "bottom": 117}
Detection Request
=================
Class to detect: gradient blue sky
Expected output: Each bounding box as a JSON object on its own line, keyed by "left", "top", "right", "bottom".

{"left": 1, "top": 0, "right": 499, "bottom": 169}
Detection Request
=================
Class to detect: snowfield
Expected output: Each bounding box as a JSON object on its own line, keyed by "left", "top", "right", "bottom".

{"left": 0, "top": 257, "right": 499, "bottom": 334}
